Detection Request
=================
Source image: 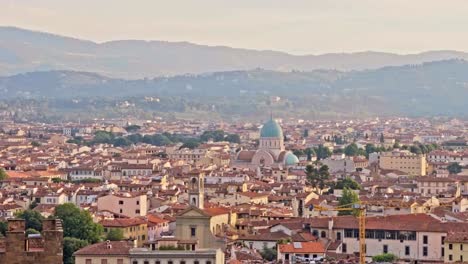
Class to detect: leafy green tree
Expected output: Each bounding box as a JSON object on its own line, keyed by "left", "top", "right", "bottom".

{"left": 260, "top": 246, "right": 277, "bottom": 261}
{"left": 306, "top": 164, "right": 330, "bottom": 192}
{"left": 113, "top": 137, "right": 132, "bottom": 147}
{"left": 54, "top": 203, "right": 103, "bottom": 243}
{"left": 16, "top": 210, "right": 44, "bottom": 231}
{"left": 91, "top": 131, "right": 115, "bottom": 144}
{"left": 344, "top": 143, "right": 359, "bottom": 156}
{"left": 372, "top": 253, "right": 397, "bottom": 262}
{"left": 225, "top": 134, "right": 241, "bottom": 144}
{"left": 338, "top": 188, "right": 360, "bottom": 216}
{"left": 63, "top": 237, "right": 89, "bottom": 264}
{"left": 410, "top": 145, "right": 422, "bottom": 154}
{"left": 0, "top": 168, "right": 8, "bottom": 181}
{"left": 105, "top": 228, "right": 124, "bottom": 241}
{"left": 31, "top": 141, "right": 41, "bottom": 147}
{"left": 447, "top": 163, "right": 462, "bottom": 174}
{"left": 335, "top": 177, "right": 361, "bottom": 190}
{"left": 306, "top": 148, "right": 315, "bottom": 161}
{"left": 26, "top": 228, "right": 40, "bottom": 236}
{"left": 52, "top": 177, "right": 62, "bottom": 183}
{"left": 124, "top": 125, "right": 141, "bottom": 132}
{"left": 0, "top": 221, "right": 7, "bottom": 236}
{"left": 314, "top": 145, "right": 331, "bottom": 160}
{"left": 180, "top": 139, "right": 200, "bottom": 149}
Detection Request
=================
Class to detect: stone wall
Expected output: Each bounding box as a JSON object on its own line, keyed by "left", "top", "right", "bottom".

{"left": 0, "top": 218, "right": 63, "bottom": 264}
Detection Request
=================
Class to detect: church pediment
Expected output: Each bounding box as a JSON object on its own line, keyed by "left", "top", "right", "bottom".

{"left": 177, "top": 206, "right": 210, "bottom": 217}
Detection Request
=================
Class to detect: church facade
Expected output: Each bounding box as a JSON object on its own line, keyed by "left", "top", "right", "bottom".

{"left": 232, "top": 118, "right": 299, "bottom": 169}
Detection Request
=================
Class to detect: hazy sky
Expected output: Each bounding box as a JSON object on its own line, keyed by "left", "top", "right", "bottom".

{"left": 2, "top": 0, "right": 468, "bottom": 54}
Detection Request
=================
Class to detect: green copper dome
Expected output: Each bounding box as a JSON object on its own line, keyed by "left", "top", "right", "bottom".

{"left": 285, "top": 152, "right": 299, "bottom": 165}
{"left": 260, "top": 118, "right": 283, "bottom": 138}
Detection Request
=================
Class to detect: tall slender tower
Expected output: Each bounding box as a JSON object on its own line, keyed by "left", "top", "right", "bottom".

{"left": 188, "top": 170, "right": 204, "bottom": 209}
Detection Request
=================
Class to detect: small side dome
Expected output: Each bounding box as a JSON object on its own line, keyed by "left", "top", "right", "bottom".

{"left": 285, "top": 152, "right": 299, "bottom": 166}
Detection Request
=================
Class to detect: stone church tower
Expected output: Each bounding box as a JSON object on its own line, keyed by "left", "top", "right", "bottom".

{"left": 188, "top": 170, "right": 205, "bottom": 209}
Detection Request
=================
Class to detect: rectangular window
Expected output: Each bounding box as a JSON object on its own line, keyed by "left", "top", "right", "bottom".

{"left": 119, "top": 200, "right": 124, "bottom": 205}
{"left": 156, "top": 261, "right": 161, "bottom": 264}
{"left": 442, "top": 247, "right": 445, "bottom": 257}
{"left": 383, "top": 245, "right": 388, "bottom": 254}
{"left": 461, "top": 244, "right": 464, "bottom": 250}
{"left": 137, "top": 200, "right": 140, "bottom": 205}
{"left": 144, "top": 261, "right": 149, "bottom": 264}
{"left": 342, "top": 243, "right": 347, "bottom": 253}
{"left": 405, "top": 246, "right": 410, "bottom": 256}
{"left": 449, "top": 255, "right": 453, "bottom": 261}
{"left": 168, "top": 261, "right": 173, "bottom": 264}
{"left": 101, "top": 260, "right": 108, "bottom": 264}
{"left": 449, "top": 244, "right": 453, "bottom": 250}
{"left": 423, "top": 246, "right": 428, "bottom": 256}
{"left": 136, "top": 209, "right": 140, "bottom": 214}
{"left": 191, "top": 227, "right": 196, "bottom": 237}
{"left": 423, "top": 235, "right": 428, "bottom": 244}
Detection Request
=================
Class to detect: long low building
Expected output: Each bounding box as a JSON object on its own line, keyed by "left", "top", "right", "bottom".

{"left": 304, "top": 214, "right": 468, "bottom": 262}
{"left": 73, "top": 240, "right": 225, "bottom": 264}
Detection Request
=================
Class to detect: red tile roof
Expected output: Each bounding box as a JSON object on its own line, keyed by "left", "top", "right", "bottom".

{"left": 279, "top": 241, "right": 325, "bottom": 253}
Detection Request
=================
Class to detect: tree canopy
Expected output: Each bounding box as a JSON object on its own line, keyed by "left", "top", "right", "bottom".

{"left": 338, "top": 188, "right": 360, "bottom": 216}
{"left": 15, "top": 209, "right": 44, "bottom": 231}
{"left": 314, "top": 145, "right": 332, "bottom": 160}
{"left": 372, "top": 253, "right": 398, "bottom": 262}
{"left": 335, "top": 177, "right": 361, "bottom": 190}
{"left": 105, "top": 228, "right": 124, "bottom": 241}
{"left": 306, "top": 164, "right": 331, "bottom": 193}
{"left": 447, "top": 163, "right": 462, "bottom": 174}
{"left": 63, "top": 237, "right": 89, "bottom": 264}
{"left": 0, "top": 168, "right": 8, "bottom": 181}
{"left": 54, "top": 203, "right": 103, "bottom": 244}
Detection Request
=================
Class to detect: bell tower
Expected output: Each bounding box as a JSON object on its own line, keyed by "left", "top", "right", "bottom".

{"left": 188, "top": 170, "right": 204, "bottom": 209}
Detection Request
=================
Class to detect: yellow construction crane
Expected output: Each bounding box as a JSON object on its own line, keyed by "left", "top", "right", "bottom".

{"left": 312, "top": 203, "right": 366, "bottom": 264}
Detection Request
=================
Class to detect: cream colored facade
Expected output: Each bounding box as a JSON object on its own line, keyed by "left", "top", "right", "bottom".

{"left": 445, "top": 241, "right": 468, "bottom": 262}
{"left": 175, "top": 207, "right": 230, "bottom": 250}
{"left": 379, "top": 152, "right": 427, "bottom": 176}
{"left": 97, "top": 193, "right": 147, "bottom": 217}
{"left": 129, "top": 248, "right": 225, "bottom": 264}
{"left": 75, "top": 256, "right": 130, "bottom": 264}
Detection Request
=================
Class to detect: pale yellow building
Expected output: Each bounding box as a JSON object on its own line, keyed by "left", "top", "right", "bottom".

{"left": 101, "top": 218, "right": 148, "bottom": 247}
{"left": 379, "top": 151, "right": 427, "bottom": 176}
{"left": 445, "top": 232, "right": 468, "bottom": 263}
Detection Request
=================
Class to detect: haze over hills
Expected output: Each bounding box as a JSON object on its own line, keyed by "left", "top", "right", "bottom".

{"left": 0, "top": 59, "right": 467, "bottom": 118}
{"left": 1, "top": 27, "right": 468, "bottom": 79}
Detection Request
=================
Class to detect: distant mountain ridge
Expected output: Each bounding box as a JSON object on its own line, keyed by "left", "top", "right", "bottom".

{"left": 0, "top": 59, "right": 467, "bottom": 117}
{"left": 1, "top": 27, "right": 468, "bottom": 78}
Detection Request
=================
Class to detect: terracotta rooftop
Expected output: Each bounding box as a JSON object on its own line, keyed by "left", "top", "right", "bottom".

{"left": 279, "top": 241, "right": 325, "bottom": 253}
{"left": 73, "top": 241, "right": 133, "bottom": 256}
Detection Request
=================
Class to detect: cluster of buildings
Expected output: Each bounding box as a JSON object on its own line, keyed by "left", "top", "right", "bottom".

{"left": 0, "top": 116, "right": 467, "bottom": 263}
